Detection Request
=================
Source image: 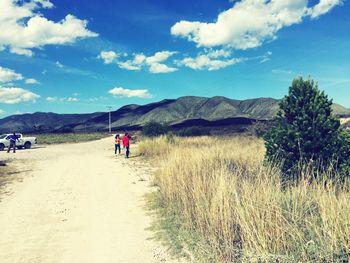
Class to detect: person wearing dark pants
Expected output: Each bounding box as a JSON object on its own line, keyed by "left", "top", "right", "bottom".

{"left": 122, "top": 132, "right": 131, "bottom": 158}
{"left": 125, "top": 146, "right": 130, "bottom": 158}
{"left": 114, "top": 134, "right": 121, "bottom": 155}
{"left": 7, "top": 133, "right": 19, "bottom": 153}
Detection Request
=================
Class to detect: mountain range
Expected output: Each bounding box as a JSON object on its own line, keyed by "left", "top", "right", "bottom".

{"left": 1, "top": 96, "right": 349, "bottom": 133}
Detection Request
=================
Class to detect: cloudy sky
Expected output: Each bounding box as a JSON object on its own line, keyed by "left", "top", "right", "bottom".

{"left": 0, "top": 0, "right": 349, "bottom": 117}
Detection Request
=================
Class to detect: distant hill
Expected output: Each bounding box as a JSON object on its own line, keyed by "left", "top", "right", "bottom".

{"left": 70, "top": 96, "right": 280, "bottom": 132}
{"left": 0, "top": 96, "right": 349, "bottom": 133}
{"left": 0, "top": 112, "right": 104, "bottom": 133}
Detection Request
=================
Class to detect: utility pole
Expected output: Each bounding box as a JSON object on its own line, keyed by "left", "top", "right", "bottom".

{"left": 107, "top": 106, "right": 112, "bottom": 134}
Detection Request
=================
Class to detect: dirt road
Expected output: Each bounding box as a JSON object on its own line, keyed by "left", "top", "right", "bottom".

{"left": 0, "top": 137, "right": 182, "bottom": 263}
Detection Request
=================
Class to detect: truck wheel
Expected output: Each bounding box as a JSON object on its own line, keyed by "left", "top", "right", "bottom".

{"left": 24, "top": 142, "right": 32, "bottom": 149}
{"left": 0, "top": 144, "right": 4, "bottom": 151}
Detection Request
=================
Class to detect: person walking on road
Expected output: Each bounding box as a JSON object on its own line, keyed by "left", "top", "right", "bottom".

{"left": 7, "top": 133, "right": 19, "bottom": 153}
{"left": 122, "top": 132, "right": 131, "bottom": 158}
{"left": 114, "top": 134, "right": 121, "bottom": 155}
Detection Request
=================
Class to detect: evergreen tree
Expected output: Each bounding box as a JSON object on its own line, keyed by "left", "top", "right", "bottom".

{"left": 265, "top": 77, "right": 350, "bottom": 182}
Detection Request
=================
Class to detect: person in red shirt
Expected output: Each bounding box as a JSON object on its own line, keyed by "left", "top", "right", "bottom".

{"left": 122, "top": 132, "right": 131, "bottom": 158}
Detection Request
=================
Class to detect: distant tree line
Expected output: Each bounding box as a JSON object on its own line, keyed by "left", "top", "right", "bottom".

{"left": 141, "top": 121, "right": 210, "bottom": 137}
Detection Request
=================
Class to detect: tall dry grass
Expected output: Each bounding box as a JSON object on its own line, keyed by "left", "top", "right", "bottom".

{"left": 139, "top": 136, "right": 350, "bottom": 262}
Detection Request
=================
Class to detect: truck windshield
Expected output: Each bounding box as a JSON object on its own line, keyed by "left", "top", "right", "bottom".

{"left": 0, "top": 135, "right": 7, "bottom": 139}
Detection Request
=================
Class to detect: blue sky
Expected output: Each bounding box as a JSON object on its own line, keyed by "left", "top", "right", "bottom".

{"left": 0, "top": 0, "right": 349, "bottom": 117}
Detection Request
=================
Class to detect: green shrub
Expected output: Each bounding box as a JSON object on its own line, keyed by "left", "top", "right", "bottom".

{"left": 142, "top": 121, "right": 169, "bottom": 137}
{"left": 265, "top": 77, "right": 350, "bottom": 182}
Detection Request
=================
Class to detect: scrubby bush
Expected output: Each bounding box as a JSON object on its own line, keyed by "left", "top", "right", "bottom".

{"left": 265, "top": 77, "right": 350, "bottom": 182}
{"left": 176, "top": 126, "right": 210, "bottom": 137}
{"left": 142, "top": 121, "right": 169, "bottom": 137}
{"left": 247, "top": 120, "right": 273, "bottom": 137}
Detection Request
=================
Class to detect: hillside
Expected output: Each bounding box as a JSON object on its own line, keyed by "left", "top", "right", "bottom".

{"left": 59, "top": 96, "right": 282, "bottom": 132}
{"left": 0, "top": 112, "right": 104, "bottom": 133}
{"left": 0, "top": 96, "right": 349, "bottom": 133}
{"left": 62, "top": 96, "right": 350, "bottom": 132}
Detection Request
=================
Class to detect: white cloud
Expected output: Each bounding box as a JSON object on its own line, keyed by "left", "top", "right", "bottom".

{"left": 145, "top": 51, "right": 176, "bottom": 64}
{"left": 259, "top": 57, "right": 270, "bottom": 64}
{"left": 205, "top": 48, "right": 232, "bottom": 59}
{"left": 108, "top": 87, "right": 152, "bottom": 98}
{"left": 117, "top": 53, "right": 146, "bottom": 71}
{"left": 259, "top": 57, "right": 269, "bottom": 64}
{"left": 171, "top": 0, "right": 342, "bottom": 49}
{"left": 53, "top": 62, "right": 95, "bottom": 77}
{"left": 308, "top": 0, "right": 343, "bottom": 18}
{"left": 117, "top": 61, "right": 142, "bottom": 71}
{"left": 0, "top": 87, "right": 40, "bottom": 104}
{"left": 46, "top": 96, "right": 57, "bottom": 102}
{"left": 10, "top": 48, "right": 33, "bottom": 57}
{"left": 259, "top": 51, "right": 272, "bottom": 64}
{"left": 101, "top": 50, "right": 178, "bottom": 73}
{"left": 0, "top": 66, "right": 23, "bottom": 83}
{"left": 56, "top": 61, "right": 64, "bottom": 68}
{"left": 46, "top": 96, "right": 80, "bottom": 102}
{"left": 32, "top": 0, "right": 54, "bottom": 9}
{"left": 177, "top": 49, "right": 243, "bottom": 71}
{"left": 0, "top": 109, "right": 5, "bottom": 115}
{"left": 98, "top": 51, "right": 119, "bottom": 64}
{"left": 272, "top": 69, "right": 295, "bottom": 75}
{"left": 148, "top": 63, "right": 177, "bottom": 73}
{"left": 66, "top": 97, "right": 79, "bottom": 102}
{"left": 145, "top": 51, "right": 178, "bottom": 73}
{"left": 179, "top": 55, "right": 242, "bottom": 71}
{"left": 25, "top": 78, "right": 40, "bottom": 84}
{"left": 86, "top": 96, "right": 107, "bottom": 102}
{"left": 0, "top": 66, "right": 40, "bottom": 85}
{"left": 0, "top": 0, "right": 98, "bottom": 56}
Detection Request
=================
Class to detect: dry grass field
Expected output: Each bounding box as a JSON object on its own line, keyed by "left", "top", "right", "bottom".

{"left": 139, "top": 136, "right": 350, "bottom": 262}
{"left": 33, "top": 133, "right": 108, "bottom": 145}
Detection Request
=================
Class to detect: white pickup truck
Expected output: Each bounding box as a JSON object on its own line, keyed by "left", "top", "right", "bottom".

{"left": 0, "top": 133, "right": 37, "bottom": 151}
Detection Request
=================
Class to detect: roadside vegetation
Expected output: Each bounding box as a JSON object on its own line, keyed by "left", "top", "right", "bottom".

{"left": 0, "top": 160, "right": 26, "bottom": 197}
{"left": 140, "top": 135, "right": 350, "bottom": 262}
{"left": 34, "top": 133, "right": 108, "bottom": 145}
{"left": 142, "top": 122, "right": 212, "bottom": 138}
{"left": 139, "top": 78, "right": 350, "bottom": 262}
{"left": 142, "top": 121, "right": 169, "bottom": 137}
